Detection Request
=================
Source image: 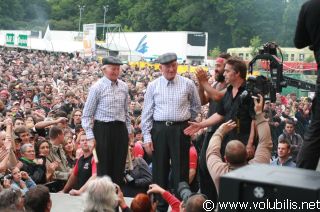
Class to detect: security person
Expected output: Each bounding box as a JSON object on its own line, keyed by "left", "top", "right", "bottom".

{"left": 142, "top": 52, "right": 201, "bottom": 212}
{"left": 82, "top": 56, "right": 132, "bottom": 185}
{"left": 295, "top": 0, "right": 320, "bottom": 170}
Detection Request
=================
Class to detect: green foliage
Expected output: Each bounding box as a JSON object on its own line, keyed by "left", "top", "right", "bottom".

{"left": 0, "top": 0, "right": 308, "bottom": 51}
{"left": 209, "top": 47, "right": 221, "bottom": 59}
{"left": 250, "top": 36, "right": 262, "bottom": 57}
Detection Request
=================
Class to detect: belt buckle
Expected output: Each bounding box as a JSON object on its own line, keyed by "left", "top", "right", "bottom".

{"left": 165, "top": 121, "right": 173, "bottom": 126}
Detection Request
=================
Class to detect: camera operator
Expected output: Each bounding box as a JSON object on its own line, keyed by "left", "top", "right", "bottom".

{"left": 185, "top": 57, "right": 256, "bottom": 158}
{"left": 206, "top": 94, "right": 272, "bottom": 193}
{"left": 294, "top": 0, "right": 320, "bottom": 170}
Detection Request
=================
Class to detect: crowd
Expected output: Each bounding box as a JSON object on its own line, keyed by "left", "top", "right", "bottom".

{"left": 0, "top": 1, "right": 319, "bottom": 209}
{"left": 0, "top": 44, "right": 312, "bottom": 211}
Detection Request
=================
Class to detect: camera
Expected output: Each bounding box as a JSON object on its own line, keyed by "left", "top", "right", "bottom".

{"left": 246, "top": 75, "right": 276, "bottom": 102}
{"left": 177, "top": 181, "right": 193, "bottom": 202}
{"left": 259, "top": 42, "right": 278, "bottom": 55}
{"left": 124, "top": 170, "right": 134, "bottom": 184}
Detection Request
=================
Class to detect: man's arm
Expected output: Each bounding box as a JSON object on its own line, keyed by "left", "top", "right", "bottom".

{"left": 189, "top": 81, "right": 201, "bottom": 120}
{"left": 125, "top": 87, "right": 131, "bottom": 134}
{"left": 62, "top": 172, "right": 77, "bottom": 193}
{"left": 206, "top": 121, "right": 236, "bottom": 191}
{"left": 198, "top": 85, "right": 209, "bottom": 105}
{"left": 249, "top": 95, "right": 273, "bottom": 164}
{"left": 34, "top": 117, "right": 68, "bottom": 129}
{"left": 184, "top": 112, "right": 224, "bottom": 136}
{"left": 141, "top": 83, "right": 155, "bottom": 143}
{"left": 82, "top": 85, "right": 99, "bottom": 140}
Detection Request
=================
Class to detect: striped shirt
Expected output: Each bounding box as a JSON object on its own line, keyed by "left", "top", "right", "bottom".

{"left": 142, "top": 75, "right": 201, "bottom": 142}
{"left": 82, "top": 76, "right": 131, "bottom": 140}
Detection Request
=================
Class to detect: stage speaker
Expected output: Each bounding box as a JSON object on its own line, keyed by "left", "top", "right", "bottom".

{"left": 219, "top": 164, "right": 320, "bottom": 211}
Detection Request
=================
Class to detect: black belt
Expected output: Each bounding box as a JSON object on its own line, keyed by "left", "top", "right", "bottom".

{"left": 154, "top": 120, "right": 188, "bottom": 126}
{"left": 94, "top": 120, "right": 124, "bottom": 125}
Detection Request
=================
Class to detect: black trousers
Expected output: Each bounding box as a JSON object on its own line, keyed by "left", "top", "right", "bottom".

{"left": 93, "top": 120, "right": 128, "bottom": 185}
{"left": 199, "top": 131, "right": 218, "bottom": 204}
{"left": 152, "top": 121, "right": 190, "bottom": 212}
{"left": 297, "top": 58, "right": 320, "bottom": 169}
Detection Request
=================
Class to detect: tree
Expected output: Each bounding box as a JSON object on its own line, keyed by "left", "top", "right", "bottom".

{"left": 250, "top": 36, "right": 262, "bottom": 57}
{"left": 209, "top": 47, "right": 221, "bottom": 59}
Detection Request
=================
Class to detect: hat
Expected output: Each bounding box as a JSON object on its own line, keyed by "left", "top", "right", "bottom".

{"left": 102, "top": 56, "right": 123, "bottom": 66}
{"left": 158, "top": 53, "right": 177, "bottom": 64}
{"left": 0, "top": 90, "right": 9, "bottom": 97}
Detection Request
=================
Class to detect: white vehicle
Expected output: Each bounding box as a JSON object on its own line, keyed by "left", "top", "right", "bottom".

{"left": 105, "top": 31, "right": 208, "bottom": 64}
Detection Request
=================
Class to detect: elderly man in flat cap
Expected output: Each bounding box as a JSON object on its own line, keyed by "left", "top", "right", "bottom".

{"left": 142, "top": 53, "right": 201, "bottom": 211}
{"left": 82, "top": 56, "right": 131, "bottom": 186}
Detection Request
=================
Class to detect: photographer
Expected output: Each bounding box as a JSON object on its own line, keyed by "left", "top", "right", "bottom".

{"left": 122, "top": 142, "right": 152, "bottom": 197}
{"left": 206, "top": 94, "right": 272, "bottom": 193}
{"left": 147, "top": 184, "right": 180, "bottom": 212}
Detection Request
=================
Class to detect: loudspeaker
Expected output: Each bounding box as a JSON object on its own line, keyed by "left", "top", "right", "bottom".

{"left": 219, "top": 164, "right": 320, "bottom": 211}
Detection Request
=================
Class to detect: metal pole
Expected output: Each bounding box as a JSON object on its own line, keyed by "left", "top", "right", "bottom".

{"left": 103, "top": 5, "right": 109, "bottom": 41}
{"left": 78, "top": 5, "right": 85, "bottom": 32}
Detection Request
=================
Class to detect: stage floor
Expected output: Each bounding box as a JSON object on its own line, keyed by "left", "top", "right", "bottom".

{"left": 51, "top": 193, "right": 133, "bottom": 212}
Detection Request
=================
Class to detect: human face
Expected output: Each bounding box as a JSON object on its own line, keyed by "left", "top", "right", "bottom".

{"left": 12, "top": 167, "right": 22, "bottom": 182}
{"left": 214, "top": 60, "right": 225, "bottom": 81}
{"left": 39, "top": 142, "right": 50, "bottom": 157}
{"left": 277, "top": 143, "right": 290, "bottom": 159}
{"left": 223, "top": 64, "right": 238, "bottom": 85}
{"left": 285, "top": 123, "right": 294, "bottom": 134}
{"left": 19, "top": 132, "right": 30, "bottom": 144}
{"left": 79, "top": 134, "right": 90, "bottom": 152}
{"left": 160, "top": 61, "right": 178, "bottom": 81}
{"left": 73, "top": 111, "right": 82, "bottom": 124}
{"left": 103, "top": 64, "right": 120, "bottom": 82}
{"left": 14, "top": 120, "right": 25, "bottom": 129}
{"left": 23, "top": 146, "right": 35, "bottom": 160}
{"left": 64, "top": 139, "right": 74, "bottom": 153}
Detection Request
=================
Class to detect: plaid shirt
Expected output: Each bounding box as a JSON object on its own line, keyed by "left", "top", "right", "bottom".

{"left": 82, "top": 76, "right": 131, "bottom": 140}
{"left": 142, "top": 75, "right": 201, "bottom": 142}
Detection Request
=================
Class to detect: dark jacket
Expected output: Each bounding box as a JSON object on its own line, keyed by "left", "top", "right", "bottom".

{"left": 19, "top": 157, "right": 46, "bottom": 184}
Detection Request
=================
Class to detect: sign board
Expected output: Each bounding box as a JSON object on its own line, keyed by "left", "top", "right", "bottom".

{"left": 6, "top": 33, "right": 15, "bottom": 45}
{"left": 18, "top": 34, "right": 28, "bottom": 47}
{"left": 83, "top": 24, "right": 96, "bottom": 57}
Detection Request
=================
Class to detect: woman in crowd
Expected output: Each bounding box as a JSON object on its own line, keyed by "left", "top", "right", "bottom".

{"left": 35, "top": 139, "right": 58, "bottom": 182}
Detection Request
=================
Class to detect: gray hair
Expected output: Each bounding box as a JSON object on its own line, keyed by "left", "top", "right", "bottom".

{"left": 84, "top": 176, "right": 118, "bottom": 212}
{"left": 20, "top": 143, "right": 33, "bottom": 154}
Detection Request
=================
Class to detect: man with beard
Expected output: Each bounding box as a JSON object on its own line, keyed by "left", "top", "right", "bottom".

{"left": 195, "top": 53, "right": 230, "bottom": 203}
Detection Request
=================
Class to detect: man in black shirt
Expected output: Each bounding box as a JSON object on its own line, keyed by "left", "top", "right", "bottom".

{"left": 295, "top": 0, "right": 320, "bottom": 170}
{"left": 61, "top": 132, "right": 96, "bottom": 195}
{"left": 185, "top": 57, "right": 255, "bottom": 157}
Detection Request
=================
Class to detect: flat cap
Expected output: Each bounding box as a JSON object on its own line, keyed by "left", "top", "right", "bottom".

{"left": 158, "top": 53, "right": 177, "bottom": 64}
{"left": 102, "top": 56, "right": 123, "bottom": 66}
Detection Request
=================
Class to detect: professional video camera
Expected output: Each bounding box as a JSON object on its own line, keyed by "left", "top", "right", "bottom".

{"left": 248, "top": 42, "right": 315, "bottom": 102}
